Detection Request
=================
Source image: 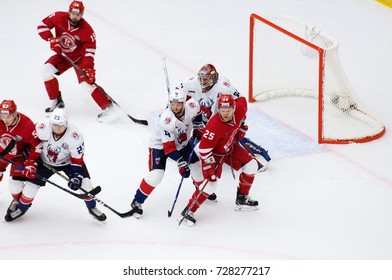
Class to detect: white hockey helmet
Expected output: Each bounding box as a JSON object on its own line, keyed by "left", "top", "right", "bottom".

{"left": 50, "top": 107, "right": 68, "bottom": 126}
{"left": 170, "top": 87, "right": 187, "bottom": 103}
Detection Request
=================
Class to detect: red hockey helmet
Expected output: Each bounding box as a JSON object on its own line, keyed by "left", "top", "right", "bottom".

{"left": 198, "top": 64, "right": 219, "bottom": 90}
{"left": 0, "top": 100, "right": 17, "bottom": 115}
{"left": 69, "top": 1, "right": 84, "bottom": 14}
{"left": 217, "top": 94, "right": 235, "bottom": 109}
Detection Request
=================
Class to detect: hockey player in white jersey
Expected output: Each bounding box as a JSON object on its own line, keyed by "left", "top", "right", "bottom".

{"left": 26, "top": 107, "right": 106, "bottom": 221}
{"left": 181, "top": 64, "right": 271, "bottom": 173}
{"left": 129, "top": 87, "right": 204, "bottom": 218}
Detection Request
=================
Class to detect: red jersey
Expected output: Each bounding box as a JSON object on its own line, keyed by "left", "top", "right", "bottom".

{"left": 37, "top": 11, "right": 96, "bottom": 69}
{"left": 199, "top": 97, "right": 247, "bottom": 160}
{"left": 0, "top": 113, "right": 42, "bottom": 164}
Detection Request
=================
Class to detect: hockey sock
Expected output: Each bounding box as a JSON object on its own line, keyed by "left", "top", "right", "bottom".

{"left": 44, "top": 78, "right": 61, "bottom": 100}
{"left": 135, "top": 179, "right": 155, "bottom": 204}
{"left": 91, "top": 87, "right": 112, "bottom": 110}
{"left": 238, "top": 173, "right": 255, "bottom": 195}
{"left": 84, "top": 198, "right": 96, "bottom": 209}
{"left": 187, "top": 189, "right": 209, "bottom": 212}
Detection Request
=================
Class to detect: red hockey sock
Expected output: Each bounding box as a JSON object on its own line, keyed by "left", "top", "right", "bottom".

{"left": 91, "top": 87, "right": 112, "bottom": 110}
{"left": 187, "top": 189, "right": 208, "bottom": 212}
{"left": 44, "top": 78, "right": 60, "bottom": 100}
{"left": 238, "top": 173, "right": 255, "bottom": 195}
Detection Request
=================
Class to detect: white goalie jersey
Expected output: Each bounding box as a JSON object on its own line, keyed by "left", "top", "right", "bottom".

{"left": 149, "top": 98, "right": 200, "bottom": 150}
{"left": 181, "top": 75, "right": 240, "bottom": 124}
{"left": 35, "top": 120, "right": 85, "bottom": 166}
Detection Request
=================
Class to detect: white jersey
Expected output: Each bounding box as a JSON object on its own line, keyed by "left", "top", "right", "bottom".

{"left": 149, "top": 98, "right": 200, "bottom": 150}
{"left": 181, "top": 75, "right": 240, "bottom": 124}
{"left": 35, "top": 120, "right": 85, "bottom": 167}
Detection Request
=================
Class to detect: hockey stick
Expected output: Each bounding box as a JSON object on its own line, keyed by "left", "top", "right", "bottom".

{"left": 167, "top": 138, "right": 197, "bottom": 218}
{"left": 60, "top": 52, "right": 148, "bottom": 126}
{"left": 41, "top": 161, "right": 134, "bottom": 218}
{"left": 178, "top": 153, "right": 227, "bottom": 226}
{"left": 0, "top": 155, "right": 100, "bottom": 199}
{"left": 163, "top": 57, "right": 171, "bottom": 106}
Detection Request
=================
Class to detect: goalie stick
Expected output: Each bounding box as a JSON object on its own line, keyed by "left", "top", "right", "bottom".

{"left": 61, "top": 52, "right": 148, "bottom": 126}
{"left": 41, "top": 161, "right": 135, "bottom": 218}
{"left": 0, "top": 155, "right": 101, "bottom": 199}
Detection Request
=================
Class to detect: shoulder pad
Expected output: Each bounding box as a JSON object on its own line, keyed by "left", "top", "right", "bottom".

{"left": 158, "top": 109, "right": 176, "bottom": 131}
{"left": 35, "top": 120, "right": 51, "bottom": 141}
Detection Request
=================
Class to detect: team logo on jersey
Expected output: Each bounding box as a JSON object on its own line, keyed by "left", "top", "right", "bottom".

{"left": 154, "top": 157, "right": 161, "bottom": 165}
{"left": 72, "top": 132, "right": 79, "bottom": 140}
{"left": 223, "top": 81, "right": 230, "bottom": 87}
{"left": 39, "top": 123, "right": 46, "bottom": 130}
{"left": 0, "top": 134, "right": 17, "bottom": 156}
{"left": 164, "top": 117, "right": 171, "bottom": 125}
{"left": 178, "top": 132, "right": 187, "bottom": 144}
{"left": 47, "top": 144, "right": 61, "bottom": 163}
{"left": 189, "top": 102, "right": 196, "bottom": 109}
{"left": 199, "top": 97, "right": 214, "bottom": 122}
{"left": 59, "top": 33, "right": 77, "bottom": 53}
{"left": 62, "top": 143, "right": 69, "bottom": 150}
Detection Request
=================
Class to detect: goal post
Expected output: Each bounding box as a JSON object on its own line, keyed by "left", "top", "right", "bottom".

{"left": 249, "top": 13, "right": 385, "bottom": 144}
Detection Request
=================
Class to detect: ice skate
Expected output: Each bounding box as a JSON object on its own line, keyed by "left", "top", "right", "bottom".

{"left": 88, "top": 207, "right": 107, "bottom": 221}
{"left": 97, "top": 104, "right": 121, "bottom": 123}
{"left": 5, "top": 207, "right": 27, "bottom": 222}
{"left": 130, "top": 199, "right": 143, "bottom": 219}
{"left": 178, "top": 207, "right": 196, "bottom": 227}
{"left": 6, "top": 199, "right": 19, "bottom": 215}
{"left": 45, "top": 96, "right": 64, "bottom": 113}
{"left": 235, "top": 192, "right": 259, "bottom": 211}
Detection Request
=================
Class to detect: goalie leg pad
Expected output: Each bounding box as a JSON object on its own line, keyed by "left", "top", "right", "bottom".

{"left": 240, "top": 137, "right": 271, "bottom": 162}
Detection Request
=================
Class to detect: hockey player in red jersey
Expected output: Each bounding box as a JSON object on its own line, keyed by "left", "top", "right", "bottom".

{"left": 181, "top": 64, "right": 271, "bottom": 202}
{"left": 37, "top": 1, "right": 116, "bottom": 121}
{"left": 182, "top": 64, "right": 271, "bottom": 168}
{"left": 129, "top": 88, "right": 204, "bottom": 218}
{"left": 179, "top": 94, "right": 260, "bottom": 226}
{"left": 0, "top": 100, "right": 43, "bottom": 221}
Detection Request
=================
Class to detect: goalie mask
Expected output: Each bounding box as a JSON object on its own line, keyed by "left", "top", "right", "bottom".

{"left": 198, "top": 64, "right": 219, "bottom": 92}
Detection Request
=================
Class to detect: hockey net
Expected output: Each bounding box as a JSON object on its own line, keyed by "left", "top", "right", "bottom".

{"left": 249, "top": 14, "right": 385, "bottom": 144}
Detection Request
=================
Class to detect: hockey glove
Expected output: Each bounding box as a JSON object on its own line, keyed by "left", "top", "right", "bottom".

{"left": 68, "top": 173, "right": 83, "bottom": 190}
{"left": 22, "top": 160, "right": 37, "bottom": 180}
{"left": 49, "top": 38, "right": 61, "bottom": 54}
{"left": 83, "top": 68, "right": 96, "bottom": 84}
{"left": 202, "top": 156, "right": 217, "bottom": 182}
{"left": 236, "top": 123, "right": 248, "bottom": 142}
{"left": 177, "top": 157, "right": 191, "bottom": 178}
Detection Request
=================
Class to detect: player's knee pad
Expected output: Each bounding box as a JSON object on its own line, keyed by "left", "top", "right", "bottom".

{"left": 41, "top": 63, "right": 58, "bottom": 81}
{"left": 21, "top": 181, "right": 40, "bottom": 200}
{"left": 242, "top": 158, "right": 259, "bottom": 175}
{"left": 203, "top": 180, "right": 218, "bottom": 195}
{"left": 144, "top": 169, "right": 164, "bottom": 187}
{"left": 189, "top": 162, "right": 203, "bottom": 182}
{"left": 80, "top": 81, "right": 97, "bottom": 95}
{"left": 8, "top": 179, "right": 24, "bottom": 195}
